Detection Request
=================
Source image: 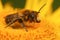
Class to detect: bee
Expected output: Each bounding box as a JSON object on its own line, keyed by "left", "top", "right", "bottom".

{"left": 4, "top": 4, "right": 46, "bottom": 32}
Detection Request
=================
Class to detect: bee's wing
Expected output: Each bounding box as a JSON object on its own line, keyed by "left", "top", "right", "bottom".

{"left": 5, "top": 18, "right": 18, "bottom": 27}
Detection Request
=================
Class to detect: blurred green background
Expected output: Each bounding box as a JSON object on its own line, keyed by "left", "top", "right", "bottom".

{"left": 1, "top": 0, "right": 26, "bottom": 9}
{"left": 52, "top": 0, "right": 60, "bottom": 12}
{"left": 1, "top": 0, "right": 60, "bottom": 12}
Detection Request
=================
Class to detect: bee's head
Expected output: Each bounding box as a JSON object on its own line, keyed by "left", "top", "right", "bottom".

{"left": 22, "top": 3, "right": 46, "bottom": 23}
{"left": 28, "top": 3, "right": 46, "bottom": 23}
{"left": 30, "top": 11, "right": 40, "bottom": 23}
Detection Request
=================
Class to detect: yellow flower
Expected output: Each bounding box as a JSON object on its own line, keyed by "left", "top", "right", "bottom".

{"left": 0, "top": 0, "right": 60, "bottom": 40}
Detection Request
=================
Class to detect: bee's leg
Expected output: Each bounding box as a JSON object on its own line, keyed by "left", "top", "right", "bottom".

{"left": 20, "top": 23, "right": 28, "bottom": 32}
{"left": 5, "top": 19, "right": 17, "bottom": 27}
{"left": 18, "top": 19, "right": 28, "bottom": 32}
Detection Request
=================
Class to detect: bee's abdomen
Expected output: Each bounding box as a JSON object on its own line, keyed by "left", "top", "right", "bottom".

{"left": 5, "top": 13, "right": 18, "bottom": 24}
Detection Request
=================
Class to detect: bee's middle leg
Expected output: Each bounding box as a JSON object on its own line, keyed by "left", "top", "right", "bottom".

{"left": 18, "top": 19, "right": 28, "bottom": 32}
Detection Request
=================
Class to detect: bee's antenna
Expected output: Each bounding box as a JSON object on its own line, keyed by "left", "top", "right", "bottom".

{"left": 38, "top": 3, "right": 46, "bottom": 12}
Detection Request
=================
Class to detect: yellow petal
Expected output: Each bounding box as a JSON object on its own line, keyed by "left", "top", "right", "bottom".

{"left": 0, "top": 0, "right": 3, "bottom": 12}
